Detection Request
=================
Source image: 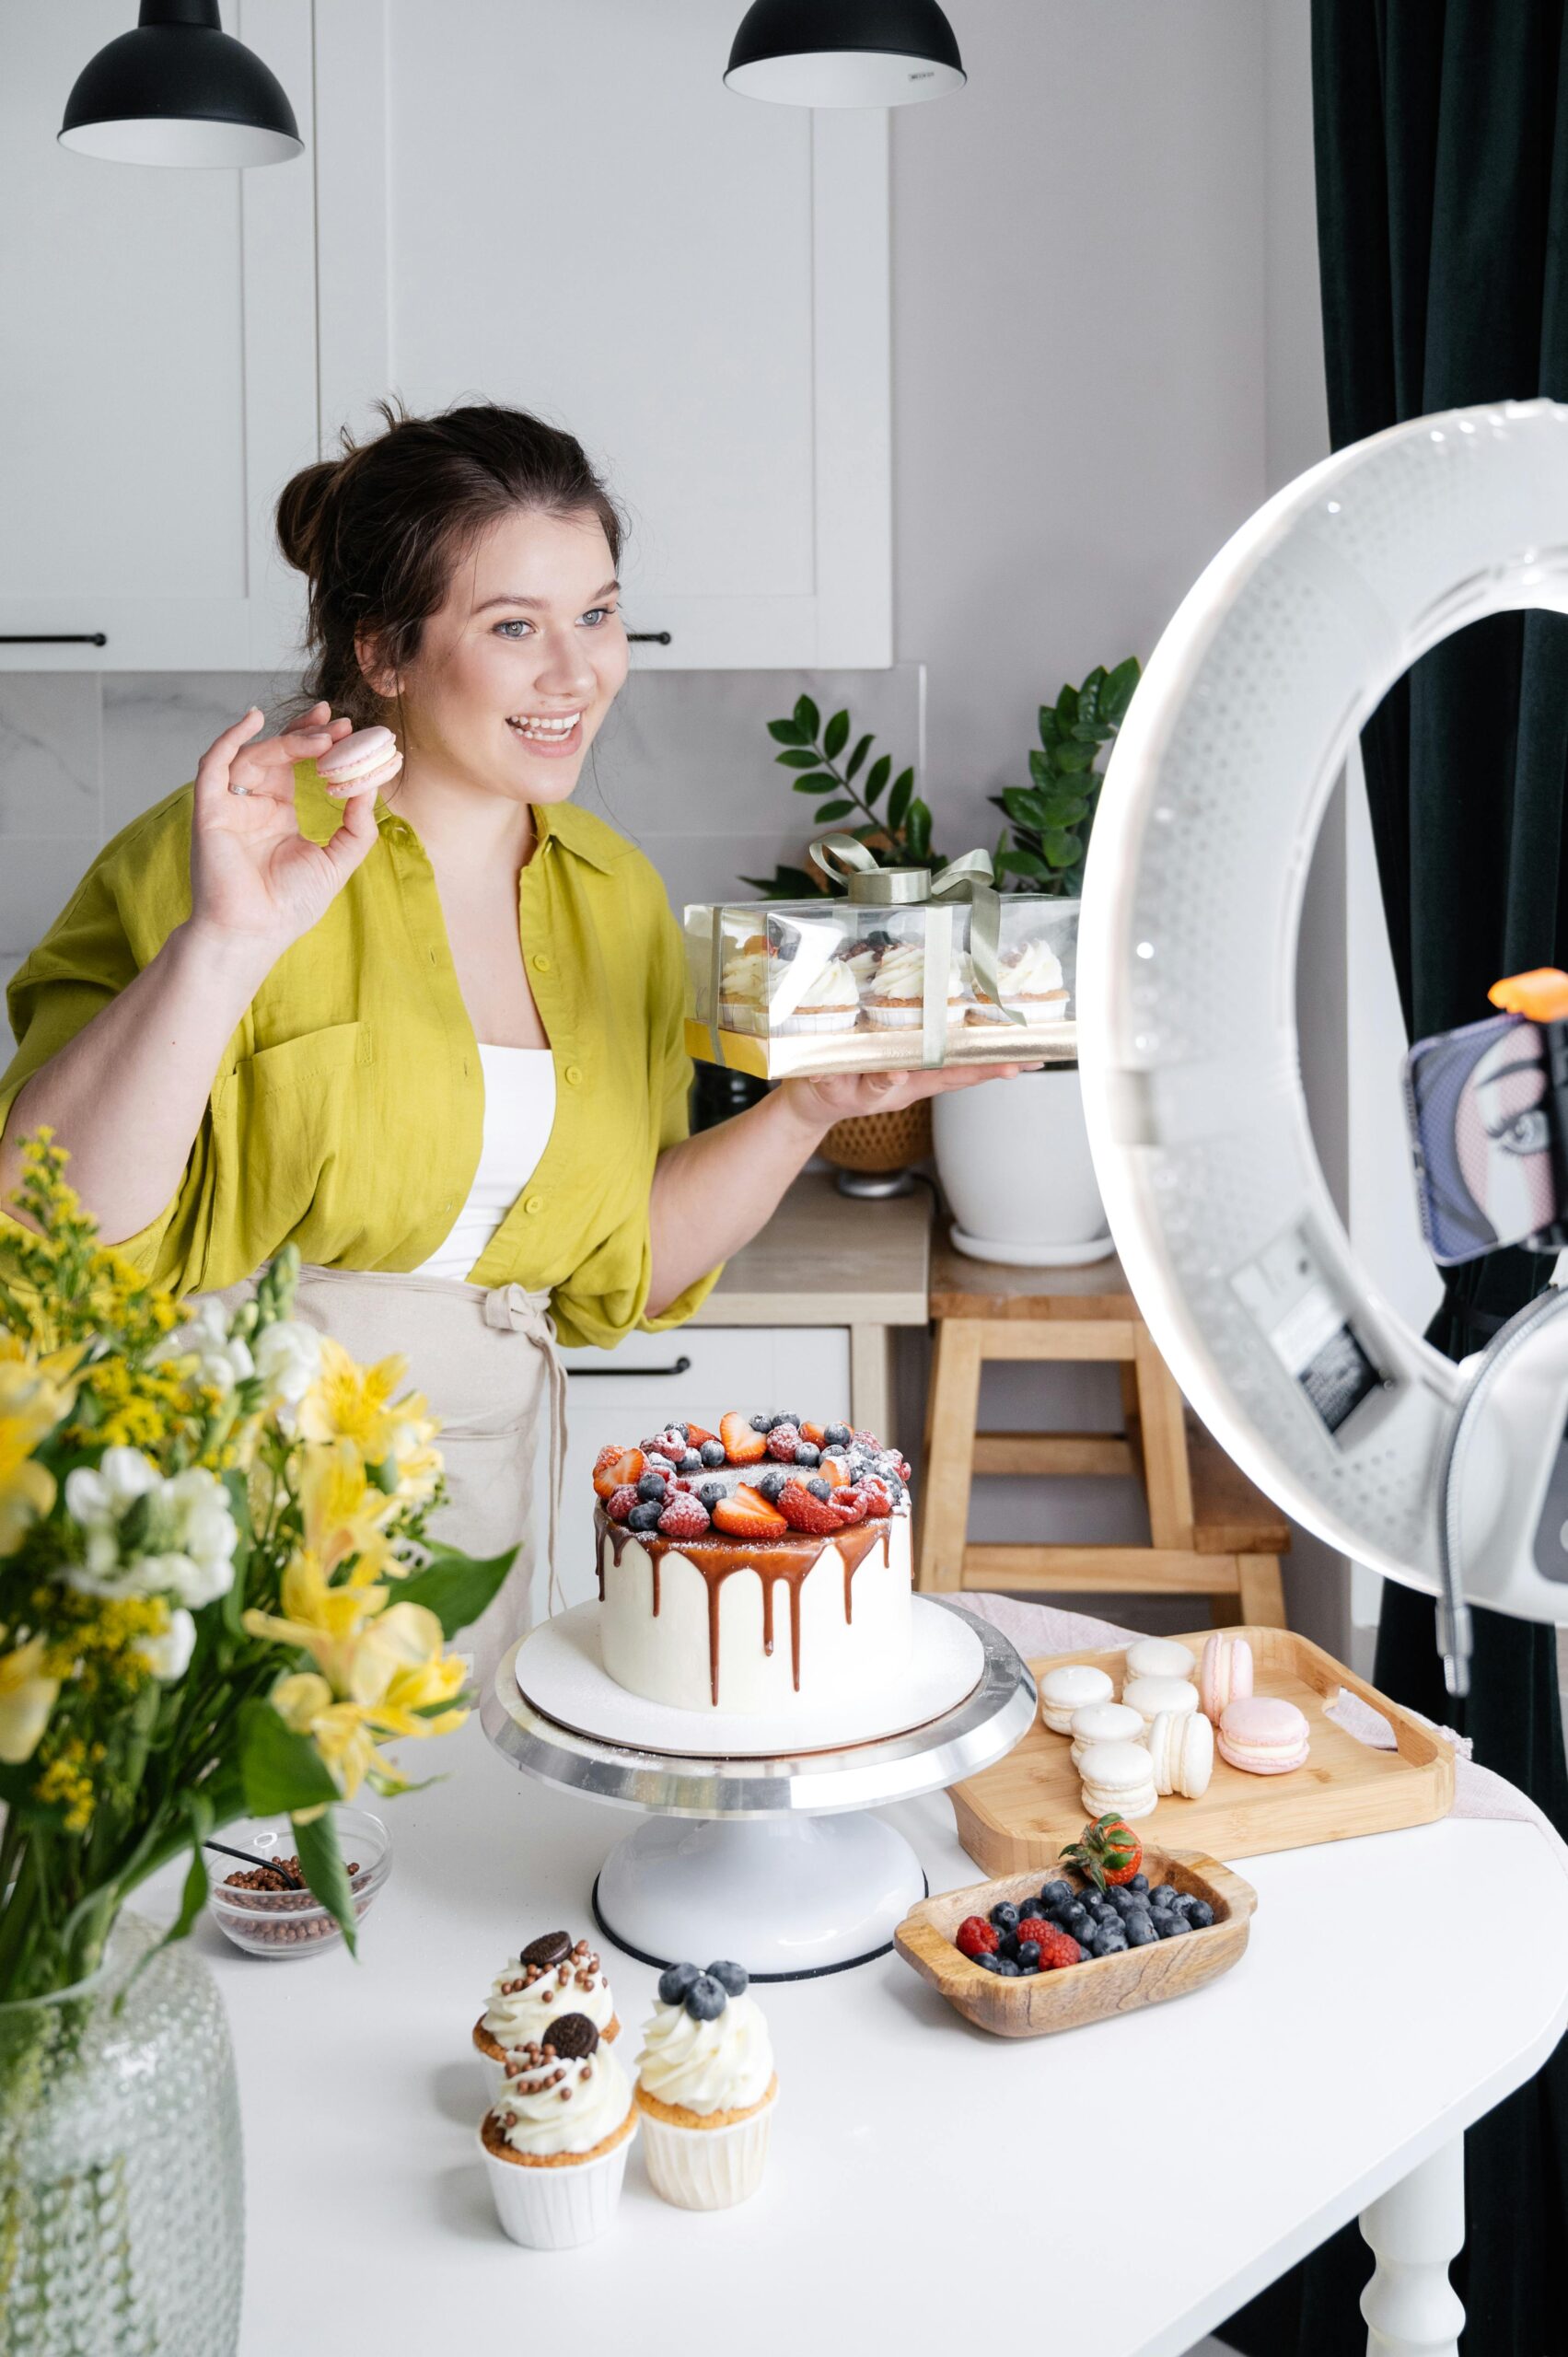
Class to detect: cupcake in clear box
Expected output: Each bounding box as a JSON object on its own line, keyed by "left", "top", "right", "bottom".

{"left": 634, "top": 1960, "right": 778, "bottom": 2210}
{"left": 719, "top": 931, "right": 859, "bottom": 1037}
{"left": 481, "top": 2014, "right": 638, "bottom": 2250}
{"left": 862, "top": 937, "right": 972, "bottom": 1028}
{"left": 472, "top": 1930, "right": 620, "bottom": 2103}
{"left": 969, "top": 934, "right": 1069, "bottom": 1024}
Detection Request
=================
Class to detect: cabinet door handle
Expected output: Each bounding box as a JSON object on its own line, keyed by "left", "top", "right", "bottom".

{"left": 626, "top": 630, "right": 672, "bottom": 645}
{"left": 567, "top": 1353, "right": 692, "bottom": 1379}
{"left": 0, "top": 633, "right": 108, "bottom": 646}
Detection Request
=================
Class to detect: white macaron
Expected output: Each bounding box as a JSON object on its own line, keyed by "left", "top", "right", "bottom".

{"left": 1121, "top": 1674, "right": 1201, "bottom": 1727}
{"left": 1146, "top": 1706, "right": 1214, "bottom": 1799}
{"left": 1077, "top": 1738, "right": 1159, "bottom": 1822}
{"left": 1069, "top": 1700, "right": 1145, "bottom": 1769}
{"left": 1123, "top": 1636, "right": 1197, "bottom": 1685}
{"left": 1038, "top": 1662, "right": 1116, "bottom": 1735}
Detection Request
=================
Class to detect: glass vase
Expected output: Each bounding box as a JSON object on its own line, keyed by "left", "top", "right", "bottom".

{"left": 0, "top": 1912, "right": 243, "bottom": 2357}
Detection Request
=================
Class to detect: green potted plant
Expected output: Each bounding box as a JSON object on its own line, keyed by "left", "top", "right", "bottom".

{"left": 746, "top": 692, "right": 940, "bottom": 897}
{"left": 934, "top": 657, "right": 1142, "bottom": 1264}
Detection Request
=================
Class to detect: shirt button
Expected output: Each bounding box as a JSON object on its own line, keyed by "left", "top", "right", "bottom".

{"left": 524, "top": 1193, "right": 545, "bottom": 1215}
{"left": 564, "top": 1063, "right": 583, "bottom": 1086}
{"left": 531, "top": 952, "right": 552, "bottom": 974}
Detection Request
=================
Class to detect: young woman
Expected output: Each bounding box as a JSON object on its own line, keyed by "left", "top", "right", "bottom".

{"left": 0, "top": 403, "right": 1028, "bottom": 1669}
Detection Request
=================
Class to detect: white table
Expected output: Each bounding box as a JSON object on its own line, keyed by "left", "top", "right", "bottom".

{"left": 156, "top": 1723, "right": 1568, "bottom": 2357}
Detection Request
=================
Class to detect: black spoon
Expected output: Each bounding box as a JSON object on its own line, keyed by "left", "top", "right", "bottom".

{"left": 204, "top": 1838, "right": 304, "bottom": 1890}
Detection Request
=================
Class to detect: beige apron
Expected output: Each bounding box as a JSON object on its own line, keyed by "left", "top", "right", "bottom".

{"left": 223, "top": 1266, "right": 565, "bottom": 1691}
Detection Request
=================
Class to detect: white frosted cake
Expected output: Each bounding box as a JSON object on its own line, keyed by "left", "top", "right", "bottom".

{"left": 591, "top": 1412, "right": 912, "bottom": 1714}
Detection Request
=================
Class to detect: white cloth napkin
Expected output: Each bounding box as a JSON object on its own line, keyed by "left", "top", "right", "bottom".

{"left": 959, "top": 1592, "right": 1550, "bottom": 1835}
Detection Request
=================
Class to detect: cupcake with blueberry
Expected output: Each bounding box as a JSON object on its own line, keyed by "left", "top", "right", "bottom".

{"left": 473, "top": 1931, "right": 620, "bottom": 2102}
{"left": 480, "top": 2014, "right": 638, "bottom": 2250}
{"left": 862, "top": 938, "right": 973, "bottom": 1028}
{"left": 634, "top": 1961, "right": 778, "bottom": 2210}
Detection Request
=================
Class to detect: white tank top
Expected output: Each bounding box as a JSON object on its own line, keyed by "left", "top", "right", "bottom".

{"left": 413, "top": 1044, "right": 558, "bottom": 1283}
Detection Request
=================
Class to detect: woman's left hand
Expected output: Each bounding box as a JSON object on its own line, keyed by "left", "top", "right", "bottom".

{"left": 782, "top": 1061, "right": 1043, "bottom": 1127}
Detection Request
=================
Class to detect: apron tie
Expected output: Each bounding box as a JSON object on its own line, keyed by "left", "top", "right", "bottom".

{"left": 483, "top": 1283, "right": 569, "bottom": 1619}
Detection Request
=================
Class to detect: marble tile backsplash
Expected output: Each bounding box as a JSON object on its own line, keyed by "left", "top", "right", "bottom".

{"left": 0, "top": 665, "right": 926, "bottom": 1046}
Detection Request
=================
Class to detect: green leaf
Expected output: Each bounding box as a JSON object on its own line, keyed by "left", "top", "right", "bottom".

{"left": 822, "top": 708, "right": 850, "bottom": 761}
{"left": 774, "top": 747, "right": 825, "bottom": 769}
{"left": 1101, "top": 656, "right": 1141, "bottom": 725}
{"left": 1038, "top": 791, "right": 1090, "bottom": 828}
{"left": 887, "top": 768, "right": 915, "bottom": 830}
{"left": 293, "top": 1808, "right": 357, "bottom": 1957}
{"left": 1056, "top": 684, "right": 1080, "bottom": 732}
{"left": 904, "top": 796, "right": 932, "bottom": 860}
{"left": 815, "top": 798, "right": 854, "bottom": 821}
{"left": 1077, "top": 667, "right": 1106, "bottom": 724}
{"left": 767, "top": 717, "right": 807, "bottom": 745}
{"left": 393, "top": 1542, "right": 516, "bottom": 1641}
{"left": 843, "top": 732, "right": 874, "bottom": 782}
{"left": 1040, "top": 829, "right": 1082, "bottom": 868}
{"left": 238, "top": 1699, "right": 340, "bottom": 1817}
{"left": 792, "top": 772, "right": 842, "bottom": 794}
{"left": 740, "top": 865, "right": 819, "bottom": 898}
{"left": 1070, "top": 720, "right": 1116, "bottom": 743}
{"left": 1028, "top": 749, "right": 1052, "bottom": 790}
{"left": 793, "top": 692, "right": 820, "bottom": 738}
{"left": 996, "top": 846, "right": 1052, "bottom": 880}
{"left": 864, "top": 752, "right": 892, "bottom": 805}
{"left": 1051, "top": 739, "right": 1097, "bottom": 773}
{"left": 1002, "top": 785, "right": 1045, "bottom": 830}
{"left": 1038, "top": 703, "right": 1063, "bottom": 748}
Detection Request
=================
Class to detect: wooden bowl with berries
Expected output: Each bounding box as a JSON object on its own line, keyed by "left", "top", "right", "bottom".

{"left": 894, "top": 1817, "right": 1256, "bottom": 2039}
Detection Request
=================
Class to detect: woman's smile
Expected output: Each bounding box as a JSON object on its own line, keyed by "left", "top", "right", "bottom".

{"left": 505, "top": 709, "right": 586, "bottom": 757}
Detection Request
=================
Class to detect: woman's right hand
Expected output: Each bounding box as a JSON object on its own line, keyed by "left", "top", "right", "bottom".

{"left": 186, "top": 704, "right": 382, "bottom": 959}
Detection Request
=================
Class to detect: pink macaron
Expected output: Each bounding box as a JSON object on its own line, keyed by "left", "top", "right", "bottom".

{"left": 1200, "top": 1631, "right": 1254, "bottom": 1724}
{"left": 1216, "top": 1694, "right": 1310, "bottom": 1776}
{"left": 317, "top": 723, "right": 402, "bottom": 797}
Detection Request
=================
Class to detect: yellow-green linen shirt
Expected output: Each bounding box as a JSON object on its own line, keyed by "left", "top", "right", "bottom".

{"left": 0, "top": 768, "right": 719, "bottom": 1348}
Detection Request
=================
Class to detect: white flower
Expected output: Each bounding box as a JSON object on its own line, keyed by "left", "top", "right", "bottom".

{"left": 62, "top": 1460, "right": 238, "bottom": 1608}
{"left": 135, "top": 1607, "right": 196, "bottom": 1682}
{"left": 64, "top": 1446, "right": 160, "bottom": 1527}
{"left": 160, "top": 1297, "right": 254, "bottom": 1395}
{"left": 252, "top": 1319, "right": 320, "bottom": 1411}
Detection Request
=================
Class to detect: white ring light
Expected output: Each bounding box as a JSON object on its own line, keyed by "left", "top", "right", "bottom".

{"left": 1078, "top": 399, "right": 1568, "bottom": 1616}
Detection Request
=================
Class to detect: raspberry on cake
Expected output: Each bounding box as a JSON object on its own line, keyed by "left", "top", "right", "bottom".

{"left": 594, "top": 1411, "right": 914, "bottom": 1713}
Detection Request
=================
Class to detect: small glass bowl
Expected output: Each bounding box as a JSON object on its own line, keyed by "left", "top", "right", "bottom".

{"left": 205, "top": 1807, "right": 391, "bottom": 1959}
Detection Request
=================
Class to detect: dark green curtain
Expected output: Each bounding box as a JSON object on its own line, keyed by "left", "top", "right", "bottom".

{"left": 1225, "top": 6, "right": 1568, "bottom": 2352}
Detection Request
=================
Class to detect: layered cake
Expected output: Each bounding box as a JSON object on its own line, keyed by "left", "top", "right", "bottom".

{"left": 592, "top": 1411, "right": 912, "bottom": 1713}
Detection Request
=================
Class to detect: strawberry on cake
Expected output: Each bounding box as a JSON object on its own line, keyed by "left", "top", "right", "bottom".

{"left": 591, "top": 1412, "right": 913, "bottom": 1713}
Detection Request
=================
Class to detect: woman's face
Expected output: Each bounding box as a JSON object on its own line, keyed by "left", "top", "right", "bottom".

{"left": 386, "top": 505, "right": 629, "bottom": 804}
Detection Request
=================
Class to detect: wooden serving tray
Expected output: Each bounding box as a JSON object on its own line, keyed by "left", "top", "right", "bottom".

{"left": 949, "top": 1624, "right": 1455, "bottom": 1877}
{"left": 896, "top": 1848, "right": 1256, "bottom": 2038}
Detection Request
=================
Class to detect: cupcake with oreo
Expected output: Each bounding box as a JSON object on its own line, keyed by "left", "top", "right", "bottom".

{"left": 633, "top": 1960, "right": 778, "bottom": 2210}
{"left": 481, "top": 2013, "right": 638, "bottom": 2250}
{"left": 473, "top": 1930, "right": 620, "bottom": 2101}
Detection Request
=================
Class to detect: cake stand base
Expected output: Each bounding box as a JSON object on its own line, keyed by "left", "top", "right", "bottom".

{"left": 593, "top": 1812, "right": 928, "bottom": 1980}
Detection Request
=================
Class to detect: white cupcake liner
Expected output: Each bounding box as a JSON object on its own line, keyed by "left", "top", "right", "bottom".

{"left": 969, "top": 995, "right": 1068, "bottom": 1024}
{"left": 638, "top": 2096, "right": 775, "bottom": 2211}
{"left": 774, "top": 1006, "right": 862, "bottom": 1034}
{"left": 864, "top": 1000, "right": 971, "bottom": 1028}
{"left": 482, "top": 2119, "right": 636, "bottom": 2249}
{"left": 717, "top": 1002, "right": 768, "bottom": 1035}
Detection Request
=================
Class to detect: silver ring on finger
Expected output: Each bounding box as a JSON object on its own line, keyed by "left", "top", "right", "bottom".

{"left": 227, "top": 782, "right": 251, "bottom": 797}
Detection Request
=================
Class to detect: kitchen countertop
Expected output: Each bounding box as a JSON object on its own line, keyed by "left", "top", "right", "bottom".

{"left": 690, "top": 1170, "right": 931, "bottom": 1327}
{"left": 153, "top": 1721, "right": 1568, "bottom": 2357}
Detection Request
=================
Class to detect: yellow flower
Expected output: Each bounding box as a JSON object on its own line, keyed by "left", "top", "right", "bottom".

{"left": 0, "top": 1634, "right": 58, "bottom": 1764}
{"left": 297, "top": 1340, "right": 443, "bottom": 1506}
{"left": 267, "top": 1603, "right": 467, "bottom": 1800}
{"left": 0, "top": 1348, "right": 75, "bottom": 1554}
{"left": 270, "top": 1673, "right": 380, "bottom": 1801}
{"left": 296, "top": 1441, "right": 394, "bottom": 1579}
{"left": 243, "top": 1550, "right": 389, "bottom": 1691}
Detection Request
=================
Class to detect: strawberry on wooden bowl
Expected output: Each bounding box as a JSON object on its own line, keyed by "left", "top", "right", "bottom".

{"left": 894, "top": 1843, "right": 1256, "bottom": 2039}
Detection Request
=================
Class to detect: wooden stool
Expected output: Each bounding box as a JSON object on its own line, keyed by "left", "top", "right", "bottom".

{"left": 916, "top": 1239, "right": 1289, "bottom": 1625}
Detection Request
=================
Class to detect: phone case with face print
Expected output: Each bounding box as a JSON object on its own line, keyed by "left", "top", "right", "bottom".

{"left": 1403, "top": 1011, "right": 1558, "bottom": 1264}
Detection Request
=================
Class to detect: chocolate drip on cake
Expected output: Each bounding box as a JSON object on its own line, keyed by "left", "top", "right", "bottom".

{"left": 595, "top": 1507, "right": 896, "bottom": 1704}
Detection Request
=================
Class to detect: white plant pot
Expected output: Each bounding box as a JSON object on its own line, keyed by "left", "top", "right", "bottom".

{"left": 932, "top": 1066, "right": 1113, "bottom": 1267}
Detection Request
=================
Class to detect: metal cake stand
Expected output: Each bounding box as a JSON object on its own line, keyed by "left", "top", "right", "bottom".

{"left": 481, "top": 1597, "right": 1035, "bottom": 1979}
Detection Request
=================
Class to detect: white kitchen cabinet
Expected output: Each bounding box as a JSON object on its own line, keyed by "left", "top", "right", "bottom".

{"left": 557, "top": 1326, "right": 852, "bottom": 1608}
{"left": 312, "top": 0, "right": 891, "bottom": 670}
{"left": 0, "top": 1, "right": 318, "bottom": 671}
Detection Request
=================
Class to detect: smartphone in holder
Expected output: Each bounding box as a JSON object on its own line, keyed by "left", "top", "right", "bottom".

{"left": 1403, "top": 1012, "right": 1558, "bottom": 1264}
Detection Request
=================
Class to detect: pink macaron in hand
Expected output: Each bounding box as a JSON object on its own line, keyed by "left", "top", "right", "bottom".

{"left": 1216, "top": 1695, "right": 1310, "bottom": 1776}
{"left": 316, "top": 723, "right": 402, "bottom": 799}
{"left": 1200, "top": 1631, "right": 1254, "bottom": 1724}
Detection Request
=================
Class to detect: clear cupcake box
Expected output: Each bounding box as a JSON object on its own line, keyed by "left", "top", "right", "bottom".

{"left": 684, "top": 888, "right": 1079, "bottom": 1079}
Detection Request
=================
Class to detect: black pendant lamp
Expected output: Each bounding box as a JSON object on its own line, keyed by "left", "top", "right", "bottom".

{"left": 725, "top": 0, "right": 964, "bottom": 107}
{"left": 60, "top": 0, "right": 303, "bottom": 168}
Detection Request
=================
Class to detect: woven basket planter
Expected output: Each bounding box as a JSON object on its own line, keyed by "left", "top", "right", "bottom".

{"left": 819, "top": 1098, "right": 933, "bottom": 1175}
